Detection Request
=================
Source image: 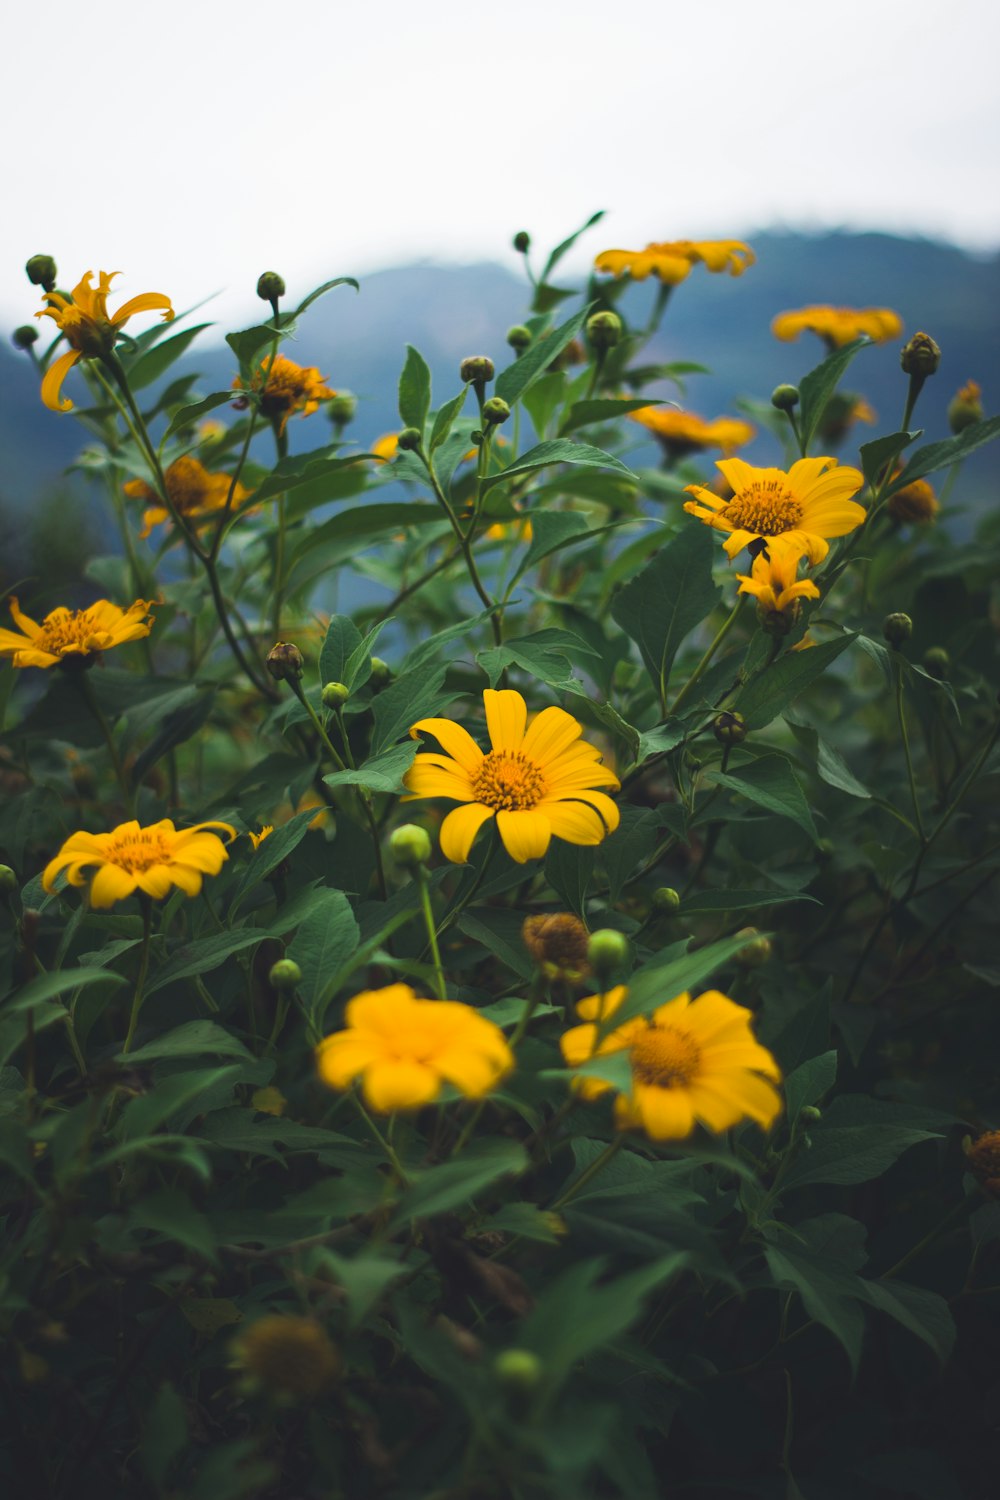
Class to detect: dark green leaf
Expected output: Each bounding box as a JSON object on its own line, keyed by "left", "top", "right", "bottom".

{"left": 611, "top": 523, "right": 722, "bottom": 705}
{"left": 860, "top": 429, "right": 920, "bottom": 488}
{"left": 251, "top": 448, "right": 363, "bottom": 506}
{"left": 429, "top": 386, "right": 468, "bottom": 450}
{"left": 2, "top": 966, "right": 126, "bottom": 1011}
{"left": 323, "top": 741, "right": 417, "bottom": 794}
{"left": 481, "top": 438, "right": 633, "bottom": 496}
{"left": 146, "top": 928, "right": 276, "bottom": 996}
{"left": 798, "top": 338, "right": 871, "bottom": 450}
{"left": 126, "top": 324, "right": 212, "bottom": 391}
{"left": 539, "top": 210, "right": 606, "bottom": 282}
{"left": 292, "top": 275, "right": 359, "bottom": 317}
{"left": 707, "top": 754, "right": 818, "bottom": 841}
{"left": 288, "top": 889, "right": 360, "bottom": 1019}
{"left": 118, "top": 1020, "right": 254, "bottom": 1064}
{"left": 398, "top": 344, "right": 432, "bottom": 431}
{"left": 782, "top": 1095, "right": 952, "bottom": 1190}
{"left": 496, "top": 304, "right": 593, "bottom": 407}
{"left": 609, "top": 932, "right": 761, "bottom": 1029}
{"left": 371, "top": 662, "right": 455, "bottom": 753}
{"left": 558, "top": 397, "right": 662, "bottom": 436}
{"left": 392, "top": 1140, "right": 528, "bottom": 1223}
{"left": 884, "top": 414, "right": 1000, "bottom": 491}
{"left": 732, "top": 634, "right": 856, "bottom": 729}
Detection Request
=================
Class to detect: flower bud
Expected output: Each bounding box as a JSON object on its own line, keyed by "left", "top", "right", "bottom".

{"left": 771, "top": 383, "right": 800, "bottom": 412}
{"left": 965, "top": 1129, "right": 1000, "bottom": 1196}
{"left": 522, "top": 912, "right": 590, "bottom": 981}
{"left": 758, "top": 603, "right": 796, "bottom": 638}
{"left": 482, "top": 397, "right": 510, "bottom": 427}
{"left": 256, "top": 271, "right": 286, "bottom": 302}
{"left": 494, "top": 1348, "right": 542, "bottom": 1391}
{"left": 369, "top": 656, "right": 392, "bottom": 688}
{"left": 735, "top": 927, "right": 772, "bottom": 968}
{"left": 266, "top": 641, "right": 304, "bottom": 681}
{"left": 327, "top": 392, "right": 357, "bottom": 426}
{"left": 12, "top": 325, "right": 39, "bottom": 351}
{"left": 0, "top": 865, "right": 17, "bottom": 894}
{"left": 887, "top": 477, "right": 939, "bottom": 525}
{"left": 800, "top": 1105, "right": 823, "bottom": 1122}
{"left": 587, "top": 928, "right": 629, "bottom": 982}
{"left": 882, "top": 612, "right": 913, "bottom": 649}
{"left": 507, "top": 324, "right": 532, "bottom": 352}
{"left": 321, "top": 681, "right": 350, "bottom": 709}
{"left": 269, "top": 958, "right": 303, "bottom": 991}
{"left": 922, "top": 646, "right": 950, "bottom": 680}
{"left": 947, "top": 379, "right": 983, "bottom": 434}
{"left": 389, "top": 823, "right": 432, "bottom": 869}
{"left": 586, "top": 310, "right": 622, "bottom": 350}
{"left": 25, "top": 255, "right": 57, "bottom": 292}
{"left": 900, "top": 331, "right": 940, "bottom": 377}
{"left": 459, "top": 355, "right": 495, "bottom": 385}
{"left": 231, "top": 1315, "right": 339, "bottom": 1398}
{"left": 713, "top": 710, "right": 747, "bottom": 746}
{"left": 397, "top": 426, "right": 423, "bottom": 452}
{"left": 512, "top": 231, "right": 531, "bottom": 254}
{"left": 652, "top": 886, "right": 681, "bottom": 912}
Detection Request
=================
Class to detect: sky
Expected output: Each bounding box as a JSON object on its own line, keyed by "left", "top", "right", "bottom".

{"left": 3, "top": 0, "right": 998, "bottom": 331}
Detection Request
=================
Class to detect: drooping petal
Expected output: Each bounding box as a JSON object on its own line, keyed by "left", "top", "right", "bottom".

{"left": 88, "top": 863, "right": 138, "bottom": 909}
{"left": 111, "top": 292, "right": 175, "bottom": 327}
{"left": 363, "top": 1059, "right": 441, "bottom": 1112}
{"left": 484, "top": 689, "right": 528, "bottom": 753}
{"left": 495, "top": 809, "right": 551, "bottom": 863}
{"left": 7, "top": 598, "right": 42, "bottom": 638}
{"left": 40, "top": 349, "right": 82, "bottom": 412}
{"left": 408, "top": 717, "right": 484, "bottom": 775}
{"left": 548, "top": 788, "right": 621, "bottom": 831}
{"left": 629, "top": 1084, "right": 696, "bottom": 1140}
{"left": 439, "top": 802, "right": 494, "bottom": 863}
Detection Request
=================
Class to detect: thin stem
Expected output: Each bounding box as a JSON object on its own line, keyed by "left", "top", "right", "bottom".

{"left": 122, "top": 901, "right": 153, "bottom": 1055}
{"left": 549, "top": 1135, "right": 625, "bottom": 1211}
{"left": 354, "top": 1094, "right": 410, "bottom": 1184}
{"left": 880, "top": 1195, "right": 975, "bottom": 1280}
{"left": 421, "top": 449, "right": 502, "bottom": 647}
{"left": 669, "top": 595, "right": 746, "bottom": 717}
{"left": 417, "top": 869, "right": 447, "bottom": 1001}
{"left": 895, "top": 661, "right": 926, "bottom": 842}
{"left": 508, "top": 970, "right": 549, "bottom": 1052}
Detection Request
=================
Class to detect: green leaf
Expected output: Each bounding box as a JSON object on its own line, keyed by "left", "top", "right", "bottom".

{"left": 858, "top": 1280, "right": 955, "bottom": 1362}
{"left": 429, "top": 386, "right": 468, "bottom": 450}
{"left": 319, "top": 615, "right": 362, "bottom": 688}
{"left": 607, "top": 932, "right": 760, "bottom": 1030}
{"left": 129, "top": 688, "right": 214, "bottom": 789}
{"left": 480, "top": 438, "right": 634, "bottom": 496}
{"left": 496, "top": 304, "right": 593, "bottom": 408}
{"left": 225, "top": 321, "right": 282, "bottom": 371}
{"left": 230, "top": 810, "right": 317, "bottom": 912}
{"left": 764, "top": 1233, "right": 865, "bottom": 1373}
{"left": 120, "top": 1066, "right": 244, "bottom": 1140}
{"left": 126, "top": 323, "right": 212, "bottom": 391}
{"left": 251, "top": 448, "right": 363, "bottom": 506}
{"left": 798, "top": 338, "right": 871, "bottom": 450}
{"left": 292, "top": 275, "right": 359, "bottom": 317}
{"left": 323, "top": 741, "right": 417, "bottom": 794}
{"left": 146, "top": 928, "right": 276, "bottom": 996}
{"left": 398, "top": 344, "right": 432, "bottom": 432}
{"left": 678, "top": 887, "right": 818, "bottom": 916}
{"left": 784, "top": 1050, "right": 837, "bottom": 1124}
{"left": 611, "top": 523, "right": 722, "bottom": 705}
{"left": 118, "top": 1020, "right": 254, "bottom": 1064}
{"left": 287, "top": 889, "right": 360, "bottom": 1019}
{"left": 319, "top": 1250, "right": 409, "bottom": 1328}
{"left": 371, "top": 662, "right": 455, "bottom": 753}
{"left": 558, "top": 397, "right": 662, "bottom": 436}
{"left": 781, "top": 1095, "right": 951, "bottom": 1190}
{"left": 478, "top": 628, "right": 596, "bottom": 693}
{"left": 130, "top": 1187, "right": 218, "bottom": 1263}
{"left": 392, "top": 1140, "right": 528, "bottom": 1224}
{"left": 787, "top": 720, "right": 872, "bottom": 799}
{"left": 141, "top": 1383, "right": 189, "bottom": 1490}
{"left": 457, "top": 910, "right": 535, "bottom": 981}
{"left": 706, "top": 754, "right": 819, "bottom": 841}
{"left": 162, "top": 391, "right": 234, "bottom": 442}
{"left": 860, "top": 429, "right": 920, "bottom": 488}
{"left": 1, "top": 966, "right": 126, "bottom": 1011}
{"left": 514, "top": 511, "right": 591, "bottom": 574}
{"left": 884, "top": 414, "right": 1000, "bottom": 491}
{"left": 544, "top": 841, "right": 596, "bottom": 917}
{"left": 732, "top": 634, "right": 856, "bottom": 729}
{"left": 539, "top": 210, "right": 606, "bottom": 282}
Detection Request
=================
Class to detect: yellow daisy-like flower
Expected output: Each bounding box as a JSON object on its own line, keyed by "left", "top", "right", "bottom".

{"left": 43, "top": 818, "right": 236, "bottom": 908}
{"left": 36, "top": 270, "right": 174, "bottom": 412}
{"left": 735, "top": 549, "right": 821, "bottom": 617}
{"left": 630, "top": 407, "right": 756, "bottom": 457}
{"left": 316, "top": 983, "right": 514, "bottom": 1112}
{"left": 887, "top": 475, "right": 939, "bottom": 525}
{"left": 402, "top": 689, "right": 621, "bottom": 865}
{"left": 232, "top": 354, "right": 335, "bottom": 435}
{"left": 596, "top": 238, "right": 754, "bottom": 283}
{"left": 560, "top": 986, "right": 781, "bottom": 1140}
{"left": 771, "top": 305, "right": 903, "bottom": 349}
{"left": 371, "top": 432, "right": 400, "bottom": 462}
{"left": 0, "top": 597, "right": 154, "bottom": 669}
{"left": 683, "top": 456, "right": 866, "bottom": 563}
{"left": 124, "top": 455, "right": 252, "bottom": 539}
{"left": 248, "top": 825, "right": 274, "bottom": 850}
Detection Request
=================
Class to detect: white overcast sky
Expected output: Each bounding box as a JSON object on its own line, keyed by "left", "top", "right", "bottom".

{"left": 3, "top": 0, "right": 998, "bottom": 330}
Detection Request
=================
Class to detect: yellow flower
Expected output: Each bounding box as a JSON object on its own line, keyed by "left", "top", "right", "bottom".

{"left": 0, "top": 597, "right": 154, "bottom": 669}
{"left": 43, "top": 818, "right": 236, "bottom": 907}
{"left": 735, "top": 549, "right": 821, "bottom": 617}
{"left": 560, "top": 986, "right": 782, "bottom": 1140}
{"left": 683, "top": 455, "right": 866, "bottom": 563}
{"left": 403, "top": 689, "right": 620, "bottom": 864}
{"left": 595, "top": 238, "right": 754, "bottom": 283}
{"left": 232, "top": 354, "right": 335, "bottom": 435}
{"left": 124, "top": 455, "right": 252, "bottom": 539}
{"left": 630, "top": 407, "right": 755, "bottom": 457}
{"left": 371, "top": 432, "right": 400, "bottom": 462}
{"left": 36, "top": 270, "right": 174, "bottom": 412}
{"left": 771, "top": 305, "right": 903, "bottom": 349}
{"left": 248, "top": 826, "right": 274, "bottom": 850}
{"left": 316, "top": 983, "right": 514, "bottom": 1112}
{"left": 231, "top": 1316, "right": 340, "bottom": 1397}
{"left": 887, "top": 475, "right": 939, "bottom": 525}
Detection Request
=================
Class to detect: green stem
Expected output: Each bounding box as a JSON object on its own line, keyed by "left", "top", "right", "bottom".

{"left": 75, "top": 670, "right": 130, "bottom": 805}
{"left": 417, "top": 868, "right": 447, "bottom": 1000}
{"left": 880, "top": 1195, "right": 975, "bottom": 1280}
{"left": 508, "top": 969, "right": 549, "bottom": 1052}
{"left": 669, "top": 596, "right": 746, "bottom": 717}
{"left": 122, "top": 901, "right": 153, "bottom": 1055}
{"left": 895, "top": 661, "right": 926, "bottom": 843}
{"left": 421, "top": 450, "right": 502, "bottom": 647}
{"left": 354, "top": 1094, "right": 410, "bottom": 1184}
{"left": 549, "top": 1135, "right": 625, "bottom": 1211}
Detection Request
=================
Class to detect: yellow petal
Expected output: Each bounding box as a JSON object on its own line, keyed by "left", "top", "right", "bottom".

{"left": 520, "top": 705, "right": 584, "bottom": 764}
{"left": 543, "top": 801, "right": 606, "bottom": 846}
{"left": 316, "top": 1034, "right": 382, "bottom": 1088}
{"left": 632, "top": 1085, "right": 696, "bottom": 1140}
{"left": 483, "top": 689, "right": 527, "bottom": 753}
{"left": 40, "top": 349, "right": 82, "bottom": 413}
{"left": 439, "top": 802, "right": 494, "bottom": 863}
{"left": 363, "top": 1060, "right": 441, "bottom": 1112}
{"left": 496, "top": 809, "right": 550, "bottom": 863}
{"left": 89, "top": 863, "right": 137, "bottom": 909}
{"left": 408, "top": 717, "right": 484, "bottom": 775}
{"left": 111, "top": 292, "right": 175, "bottom": 326}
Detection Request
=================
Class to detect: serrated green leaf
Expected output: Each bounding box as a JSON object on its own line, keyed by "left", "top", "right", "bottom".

{"left": 707, "top": 754, "right": 818, "bottom": 841}
{"left": 324, "top": 741, "right": 417, "bottom": 794}
{"left": 496, "top": 304, "right": 593, "bottom": 408}
{"left": 732, "top": 634, "right": 856, "bottom": 729}
{"left": 118, "top": 1020, "right": 253, "bottom": 1064}
{"left": 558, "top": 397, "right": 662, "bottom": 436}
{"left": 798, "top": 338, "right": 871, "bottom": 450}
{"left": 481, "top": 438, "right": 633, "bottom": 496}
{"left": 611, "top": 523, "right": 722, "bottom": 707}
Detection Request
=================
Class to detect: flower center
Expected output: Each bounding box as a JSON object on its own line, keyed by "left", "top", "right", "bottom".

{"left": 165, "top": 457, "right": 213, "bottom": 513}
{"left": 629, "top": 1024, "right": 702, "bottom": 1088}
{"left": 724, "top": 481, "right": 803, "bottom": 537}
{"left": 472, "top": 750, "right": 546, "bottom": 811}
{"left": 36, "top": 609, "right": 103, "bottom": 657}
{"left": 57, "top": 306, "right": 115, "bottom": 357}
{"left": 104, "top": 828, "right": 173, "bottom": 873}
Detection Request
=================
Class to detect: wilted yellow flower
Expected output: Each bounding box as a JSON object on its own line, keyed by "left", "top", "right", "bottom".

{"left": 43, "top": 819, "right": 236, "bottom": 907}
{"left": 595, "top": 238, "right": 754, "bottom": 283}
{"left": 35, "top": 269, "right": 174, "bottom": 412}
{"left": 684, "top": 456, "right": 866, "bottom": 563}
{"left": 630, "top": 407, "right": 755, "bottom": 457}
{"left": 0, "top": 597, "right": 154, "bottom": 669}
{"left": 522, "top": 913, "right": 591, "bottom": 982}
{"left": 736, "top": 549, "right": 821, "bottom": 617}
{"left": 403, "top": 689, "right": 620, "bottom": 864}
{"left": 772, "top": 305, "right": 903, "bottom": 349}
{"left": 316, "top": 983, "right": 513, "bottom": 1111}
{"left": 231, "top": 1315, "right": 340, "bottom": 1398}
{"left": 248, "top": 826, "right": 274, "bottom": 850}
{"left": 124, "top": 455, "right": 252, "bottom": 539}
{"left": 887, "top": 474, "right": 939, "bottom": 525}
{"left": 233, "top": 354, "right": 335, "bottom": 434}
{"left": 560, "top": 986, "right": 781, "bottom": 1139}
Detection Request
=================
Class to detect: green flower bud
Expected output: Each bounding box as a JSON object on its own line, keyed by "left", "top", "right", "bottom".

{"left": 816, "top": 838, "right": 835, "bottom": 860}
{"left": 390, "top": 824, "right": 432, "bottom": 869}
{"left": 397, "top": 426, "right": 423, "bottom": 452}
{"left": 269, "top": 959, "right": 302, "bottom": 991}
{"left": 25, "top": 254, "right": 57, "bottom": 292}
{"left": 482, "top": 397, "right": 510, "bottom": 427}
{"left": 12, "top": 325, "right": 39, "bottom": 351}
{"left": 652, "top": 887, "right": 681, "bottom": 912}
{"left": 713, "top": 710, "right": 747, "bottom": 746}
{"left": 882, "top": 612, "right": 913, "bottom": 649}
{"left": 922, "top": 646, "right": 950, "bottom": 679}
{"left": 266, "top": 641, "right": 304, "bottom": 681}
{"left": 0, "top": 865, "right": 17, "bottom": 894}
{"left": 947, "top": 380, "right": 983, "bottom": 434}
{"left": 900, "top": 332, "right": 941, "bottom": 377}
{"left": 506, "top": 324, "right": 532, "bottom": 352}
{"left": 512, "top": 231, "right": 531, "bottom": 255}
{"left": 771, "top": 383, "right": 800, "bottom": 412}
{"left": 368, "top": 657, "right": 392, "bottom": 688}
{"left": 800, "top": 1105, "right": 823, "bottom": 1122}
{"left": 256, "top": 271, "right": 286, "bottom": 302}
{"left": 586, "top": 310, "right": 623, "bottom": 350}
{"left": 321, "top": 681, "right": 350, "bottom": 709}
{"left": 587, "top": 928, "right": 629, "bottom": 981}
{"left": 459, "top": 355, "right": 495, "bottom": 385}
{"left": 327, "top": 392, "right": 357, "bottom": 426}
{"left": 494, "top": 1348, "right": 542, "bottom": 1391}
{"left": 735, "top": 927, "right": 772, "bottom": 968}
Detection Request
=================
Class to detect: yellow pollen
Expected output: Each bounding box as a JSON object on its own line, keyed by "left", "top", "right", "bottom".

{"left": 725, "top": 481, "right": 803, "bottom": 536}
{"left": 104, "top": 829, "right": 172, "bottom": 874}
{"left": 36, "top": 612, "right": 102, "bottom": 655}
{"left": 629, "top": 1024, "right": 702, "bottom": 1088}
{"left": 472, "top": 750, "right": 546, "bottom": 811}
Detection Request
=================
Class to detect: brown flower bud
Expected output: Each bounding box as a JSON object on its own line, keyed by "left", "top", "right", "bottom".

{"left": 713, "top": 710, "right": 747, "bottom": 745}
{"left": 460, "top": 356, "right": 495, "bottom": 385}
{"left": 947, "top": 379, "right": 983, "bottom": 434}
{"left": 522, "top": 913, "right": 590, "bottom": 981}
{"left": 266, "top": 642, "right": 304, "bottom": 681}
{"left": 965, "top": 1129, "right": 1000, "bottom": 1197}
{"left": 900, "top": 332, "right": 941, "bottom": 377}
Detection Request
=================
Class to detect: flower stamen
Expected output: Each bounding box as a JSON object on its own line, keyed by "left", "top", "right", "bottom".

{"left": 723, "top": 482, "right": 803, "bottom": 537}
{"left": 471, "top": 750, "right": 546, "bottom": 812}
{"left": 629, "top": 1025, "right": 702, "bottom": 1088}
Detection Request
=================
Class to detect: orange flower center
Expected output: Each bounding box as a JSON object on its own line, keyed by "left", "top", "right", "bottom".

{"left": 35, "top": 609, "right": 106, "bottom": 657}
{"left": 724, "top": 481, "right": 803, "bottom": 537}
{"left": 472, "top": 750, "right": 546, "bottom": 811}
{"left": 629, "top": 1024, "right": 702, "bottom": 1088}
{"left": 104, "top": 827, "right": 173, "bottom": 874}
{"left": 165, "top": 456, "right": 216, "bottom": 512}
